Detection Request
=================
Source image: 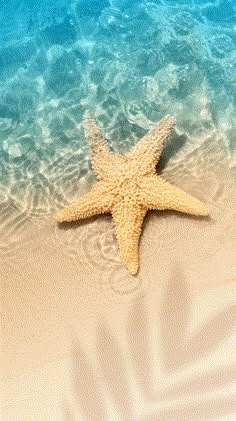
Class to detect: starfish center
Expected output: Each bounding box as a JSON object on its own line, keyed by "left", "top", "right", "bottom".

{"left": 117, "top": 177, "right": 140, "bottom": 200}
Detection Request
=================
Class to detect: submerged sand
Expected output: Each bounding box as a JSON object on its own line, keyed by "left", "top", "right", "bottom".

{"left": 1, "top": 134, "right": 235, "bottom": 419}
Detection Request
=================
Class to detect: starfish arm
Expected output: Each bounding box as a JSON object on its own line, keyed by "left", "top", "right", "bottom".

{"left": 140, "top": 176, "right": 209, "bottom": 216}
{"left": 54, "top": 182, "right": 113, "bottom": 222}
{"left": 111, "top": 201, "right": 147, "bottom": 274}
{"left": 83, "top": 111, "right": 113, "bottom": 179}
{"left": 126, "top": 115, "right": 176, "bottom": 174}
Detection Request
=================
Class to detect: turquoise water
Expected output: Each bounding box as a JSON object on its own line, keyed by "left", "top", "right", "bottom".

{"left": 0, "top": 0, "right": 235, "bottom": 219}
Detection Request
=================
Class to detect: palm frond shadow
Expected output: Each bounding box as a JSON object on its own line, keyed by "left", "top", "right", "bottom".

{"left": 96, "top": 322, "right": 133, "bottom": 419}
{"left": 142, "top": 395, "right": 236, "bottom": 420}
{"left": 67, "top": 267, "right": 235, "bottom": 420}
{"left": 159, "top": 267, "right": 235, "bottom": 374}
{"left": 71, "top": 341, "right": 109, "bottom": 420}
{"left": 159, "top": 266, "right": 191, "bottom": 374}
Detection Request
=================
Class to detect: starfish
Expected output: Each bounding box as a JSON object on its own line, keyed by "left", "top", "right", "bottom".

{"left": 54, "top": 112, "right": 209, "bottom": 275}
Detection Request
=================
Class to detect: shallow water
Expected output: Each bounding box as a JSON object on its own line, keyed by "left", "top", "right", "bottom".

{"left": 0, "top": 0, "right": 235, "bottom": 222}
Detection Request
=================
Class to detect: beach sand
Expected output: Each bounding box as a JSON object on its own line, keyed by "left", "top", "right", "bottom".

{"left": 1, "top": 133, "right": 235, "bottom": 419}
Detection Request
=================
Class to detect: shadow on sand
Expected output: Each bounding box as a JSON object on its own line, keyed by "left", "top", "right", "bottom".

{"left": 63, "top": 265, "right": 235, "bottom": 420}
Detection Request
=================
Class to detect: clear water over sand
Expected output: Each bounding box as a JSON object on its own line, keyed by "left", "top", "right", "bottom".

{"left": 0, "top": 0, "right": 235, "bottom": 221}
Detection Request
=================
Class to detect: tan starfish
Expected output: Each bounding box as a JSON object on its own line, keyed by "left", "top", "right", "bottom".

{"left": 54, "top": 112, "right": 209, "bottom": 275}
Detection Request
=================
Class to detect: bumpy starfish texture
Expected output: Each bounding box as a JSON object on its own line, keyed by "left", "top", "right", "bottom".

{"left": 55, "top": 112, "right": 209, "bottom": 275}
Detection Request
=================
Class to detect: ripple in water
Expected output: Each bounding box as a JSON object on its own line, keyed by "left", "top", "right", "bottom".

{"left": 58, "top": 216, "right": 120, "bottom": 272}
{"left": 171, "top": 12, "right": 195, "bottom": 36}
{"left": 52, "top": 212, "right": 149, "bottom": 299}
{"left": 209, "top": 34, "right": 234, "bottom": 59}
{"left": 0, "top": 104, "right": 19, "bottom": 136}
{"left": 108, "top": 266, "right": 144, "bottom": 297}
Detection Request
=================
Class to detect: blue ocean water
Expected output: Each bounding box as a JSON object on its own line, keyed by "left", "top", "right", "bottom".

{"left": 0, "top": 0, "right": 235, "bottom": 218}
